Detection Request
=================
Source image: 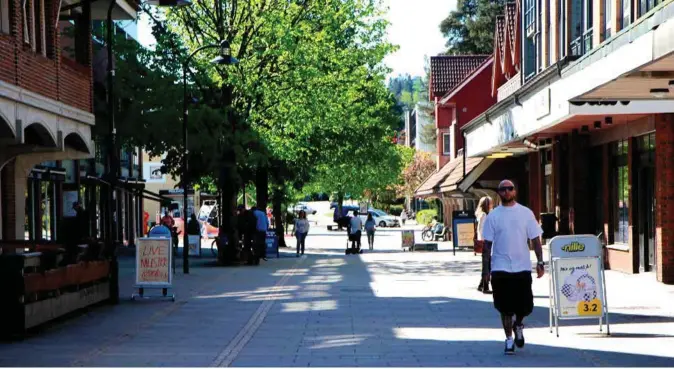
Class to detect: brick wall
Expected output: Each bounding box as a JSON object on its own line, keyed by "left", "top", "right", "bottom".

{"left": 0, "top": 0, "right": 92, "bottom": 113}
{"left": 655, "top": 114, "right": 674, "bottom": 284}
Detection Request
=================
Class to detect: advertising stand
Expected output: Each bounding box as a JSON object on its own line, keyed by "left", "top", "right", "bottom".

{"left": 132, "top": 237, "right": 175, "bottom": 301}
{"left": 548, "top": 235, "right": 610, "bottom": 336}
{"left": 188, "top": 235, "right": 201, "bottom": 257}
{"left": 451, "top": 210, "right": 475, "bottom": 256}
{"left": 401, "top": 230, "right": 415, "bottom": 251}
{"left": 266, "top": 231, "right": 280, "bottom": 258}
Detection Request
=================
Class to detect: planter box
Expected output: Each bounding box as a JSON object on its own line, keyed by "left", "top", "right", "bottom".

{"left": 24, "top": 282, "right": 110, "bottom": 329}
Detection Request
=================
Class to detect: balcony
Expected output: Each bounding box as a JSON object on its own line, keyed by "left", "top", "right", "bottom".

{"left": 497, "top": 72, "right": 522, "bottom": 102}
{"left": 570, "top": 28, "right": 594, "bottom": 57}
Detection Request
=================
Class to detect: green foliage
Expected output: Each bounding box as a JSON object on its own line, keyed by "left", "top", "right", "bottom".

{"left": 440, "top": 0, "right": 506, "bottom": 55}
{"left": 387, "top": 74, "right": 428, "bottom": 111}
{"left": 389, "top": 204, "right": 404, "bottom": 216}
{"left": 416, "top": 209, "right": 438, "bottom": 225}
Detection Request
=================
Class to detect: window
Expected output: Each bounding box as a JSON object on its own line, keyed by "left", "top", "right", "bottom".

{"left": 558, "top": 0, "right": 567, "bottom": 58}
{"left": 442, "top": 133, "right": 451, "bottom": 155}
{"left": 570, "top": 0, "right": 593, "bottom": 56}
{"left": 23, "top": 0, "right": 45, "bottom": 55}
{"left": 0, "top": 0, "right": 9, "bottom": 34}
{"left": 621, "top": 0, "right": 631, "bottom": 29}
{"left": 604, "top": 0, "right": 613, "bottom": 39}
{"left": 611, "top": 140, "right": 629, "bottom": 244}
{"left": 639, "top": 0, "right": 660, "bottom": 17}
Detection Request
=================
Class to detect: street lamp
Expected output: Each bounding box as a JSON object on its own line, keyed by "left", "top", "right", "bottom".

{"left": 104, "top": 0, "right": 190, "bottom": 304}
{"left": 182, "top": 40, "right": 239, "bottom": 274}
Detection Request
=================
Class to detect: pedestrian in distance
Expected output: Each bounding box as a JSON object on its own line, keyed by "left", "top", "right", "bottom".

{"left": 348, "top": 210, "right": 363, "bottom": 252}
{"left": 252, "top": 206, "right": 270, "bottom": 262}
{"left": 365, "top": 213, "right": 377, "bottom": 250}
{"left": 475, "top": 196, "right": 493, "bottom": 294}
{"left": 294, "top": 210, "right": 310, "bottom": 257}
{"left": 401, "top": 210, "right": 408, "bottom": 226}
{"left": 482, "top": 179, "right": 544, "bottom": 355}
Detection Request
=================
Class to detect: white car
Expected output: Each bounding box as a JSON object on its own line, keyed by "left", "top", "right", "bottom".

{"left": 359, "top": 209, "right": 400, "bottom": 228}
{"left": 292, "top": 202, "right": 317, "bottom": 215}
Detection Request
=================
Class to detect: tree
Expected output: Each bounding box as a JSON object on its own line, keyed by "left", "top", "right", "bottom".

{"left": 398, "top": 150, "right": 436, "bottom": 200}
{"left": 439, "top": 0, "right": 506, "bottom": 55}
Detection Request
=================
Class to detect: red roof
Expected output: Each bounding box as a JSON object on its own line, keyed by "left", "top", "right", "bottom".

{"left": 430, "top": 55, "right": 490, "bottom": 98}
{"left": 492, "top": 0, "right": 521, "bottom": 97}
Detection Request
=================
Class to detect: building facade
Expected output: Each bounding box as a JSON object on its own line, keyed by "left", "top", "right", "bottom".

{"left": 0, "top": 0, "right": 141, "bottom": 244}
{"left": 462, "top": 0, "right": 674, "bottom": 284}
{"left": 404, "top": 102, "right": 436, "bottom": 154}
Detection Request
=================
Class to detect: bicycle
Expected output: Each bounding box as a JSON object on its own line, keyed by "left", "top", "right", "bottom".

{"left": 421, "top": 223, "right": 434, "bottom": 241}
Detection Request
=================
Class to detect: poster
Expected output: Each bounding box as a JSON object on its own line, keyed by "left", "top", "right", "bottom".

{"left": 136, "top": 238, "right": 172, "bottom": 286}
{"left": 456, "top": 222, "right": 475, "bottom": 247}
{"left": 143, "top": 162, "right": 166, "bottom": 183}
{"left": 62, "top": 191, "right": 78, "bottom": 217}
{"left": 188, "top": 235, "right": 201, "bottom": 256}
{"left": 554, "top": 257, "right": 603, "bottom": 317}
{"left": 401, "top": 230, "right": 414, "bottom": 248}
{"left": 359, "top": 202, "right": 368, "bottom": 214}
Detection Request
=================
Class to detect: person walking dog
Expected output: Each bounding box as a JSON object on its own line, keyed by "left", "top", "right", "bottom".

{"left": 294, "top": 210, "right": 310, "bottom": 256}
{"left": 482, "top": 179, "right": 544, "bottom": 355}
{"left": 475, "top": 196, "right": 493, "bottom": 293}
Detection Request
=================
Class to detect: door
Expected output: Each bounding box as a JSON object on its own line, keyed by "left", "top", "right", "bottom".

{"left": 638, "top": 166, "right": 655, "bottom": 272}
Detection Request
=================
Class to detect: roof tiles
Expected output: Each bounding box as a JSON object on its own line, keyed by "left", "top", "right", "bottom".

{"left": 430, "top": 55, "right": 491, "bottom": 97}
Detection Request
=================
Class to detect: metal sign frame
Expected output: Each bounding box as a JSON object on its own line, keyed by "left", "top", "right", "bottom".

{"left": 548, "top": 235, "right": 610, "bottom": 337}
{"left": 132, "top": 237, "right": 175, "bottom": 301}
{"left": 451, "top": 210, "right": 476, "bottom": 256}
{"left": 401, "top": 229, "right": 415, "bottom": 250}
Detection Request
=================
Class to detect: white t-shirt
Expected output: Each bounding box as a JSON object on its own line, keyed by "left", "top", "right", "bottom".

{"left": 476, "top": 213, "right": 487, "bottom": 241}
{"left": 349, "top": 216, "right": 363, "bottom": 234}
{"left": 482, "top": 203, "right": 542, "bottom": 273}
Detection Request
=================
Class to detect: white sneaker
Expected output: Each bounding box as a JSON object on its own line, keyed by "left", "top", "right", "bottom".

{"left": 504, "top": 337, "right": 515, "bottom": 355}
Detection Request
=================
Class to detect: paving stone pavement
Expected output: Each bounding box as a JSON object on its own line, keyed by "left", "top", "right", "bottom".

{"left": 1, "top": 227, "right": 674, "bottom": 367}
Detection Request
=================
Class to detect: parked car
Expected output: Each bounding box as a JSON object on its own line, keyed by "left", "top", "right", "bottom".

{"left": 292, "top": 202, "right": 317, "bottom": 215}
{"left": 359, "top": 209, "right": 400, "bottom": 228}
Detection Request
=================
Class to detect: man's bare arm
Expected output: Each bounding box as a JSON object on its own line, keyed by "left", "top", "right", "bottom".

{"left": 531, "top": 237, "right": 543, "bottom": 263}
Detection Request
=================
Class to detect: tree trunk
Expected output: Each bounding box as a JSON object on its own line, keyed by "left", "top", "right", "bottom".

{"left": 272, "top": 187, "right": 286, "bottom": 248}
{"left": 337, "top": 191, "right": 344, "bottom": 230}
{"left": 217, "top": 149, "right": 239, "bottom": 264}
{"left": 256, "top": 166, "right": 268, "bottom": 209}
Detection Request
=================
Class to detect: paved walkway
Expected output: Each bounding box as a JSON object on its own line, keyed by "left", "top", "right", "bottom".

{"left": 1, "top": 228, "right": 674, "bottom": 367}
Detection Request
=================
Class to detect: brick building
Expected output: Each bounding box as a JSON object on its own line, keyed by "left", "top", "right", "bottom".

{"left": 462, "top": 0, "right": 674, "bottom": 284}
{"left": 0, "top": 0, "right": 139, "bottom": 242}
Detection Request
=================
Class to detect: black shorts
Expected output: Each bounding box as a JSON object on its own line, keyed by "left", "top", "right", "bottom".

{"left": 491, "top": 271, "right": 534, "bottom": 317}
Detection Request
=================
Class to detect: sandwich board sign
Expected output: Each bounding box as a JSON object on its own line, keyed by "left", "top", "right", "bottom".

{"left": 132, "top": 237, "right": 175, "bottom": 301}
{"left": 401, "top": 230, "right": 415, "bottom": 250}
{"left": 548, "top": 235, "right": 609, "bottom": 336}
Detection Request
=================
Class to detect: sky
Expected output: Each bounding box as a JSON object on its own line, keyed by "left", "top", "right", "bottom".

{"left": 137, "top": 0, "right": 457, "bottom": 79}
{"left": 382, "top": 0, "right": 456, "bottom": 78}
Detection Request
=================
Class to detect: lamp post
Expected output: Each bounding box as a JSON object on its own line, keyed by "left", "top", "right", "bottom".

{"left": 105, "top": 0, "right": 190, "bottom": 303}
{"left": 182, "top": 40, "right": 239, "bottom": 274}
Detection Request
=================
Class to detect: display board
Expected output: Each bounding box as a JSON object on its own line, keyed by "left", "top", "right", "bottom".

{"left": 266, "top": 231, "right": 280, "bottom": 258}
{"left": 451, "top": 210, "right": 476, "bottom": 256}
{"left": 135, "top": 237, "right": 172, "bottom": 287}
{"left": 188, "top": 235, "right": 201, "bottom": 257}
{"left": 548, "top": 235, "right": 610, "bottom": 337}
{"left": 401, "top": 230, "right": 415, "bottom": 249}
{"left": 359, "top": 202, "right": 368, "bottom": 214}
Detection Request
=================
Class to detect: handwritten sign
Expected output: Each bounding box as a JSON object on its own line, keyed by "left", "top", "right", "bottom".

{"left": 456, "top": 223, "right": 475, "bottom": 247}
{"left": 136, "top": 238, "right": 172, "bottom": 286}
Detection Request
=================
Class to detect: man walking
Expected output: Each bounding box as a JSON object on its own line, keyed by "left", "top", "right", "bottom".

{"left": 482, "top": 179, "right": 544, "bottom": 355}
{"left": 252, "top": 206, "right": 269, "bottom": 262}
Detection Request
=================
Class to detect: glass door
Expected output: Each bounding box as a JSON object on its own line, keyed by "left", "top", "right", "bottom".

{"left": 637, "top": 133, "right": 656, "bottom": 273}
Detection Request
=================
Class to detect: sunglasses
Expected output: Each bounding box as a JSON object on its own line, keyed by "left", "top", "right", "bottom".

{"left": 498, "top": 186, "right": 515, "bottom": 192}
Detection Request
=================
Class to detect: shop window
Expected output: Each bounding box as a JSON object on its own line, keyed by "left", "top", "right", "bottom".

{"left": 0, "top": 0, "right": 10, "bottom": 34}
{"left": 611, "top": 140, "right": 629, "bottom": 244}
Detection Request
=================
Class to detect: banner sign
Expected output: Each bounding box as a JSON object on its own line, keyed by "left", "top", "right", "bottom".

{"left": 548, "top": 235, "right": 610, "bottom": 337}
{"left": 401, "top": 230, "right": 414, "bottom": 249}
{"left": 136, "top": 237, "right": 172, "bottom": 287}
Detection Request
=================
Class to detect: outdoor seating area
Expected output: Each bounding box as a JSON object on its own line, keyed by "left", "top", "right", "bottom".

{"left": 0, "top": 240, "right": 112, "bottom": 338}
